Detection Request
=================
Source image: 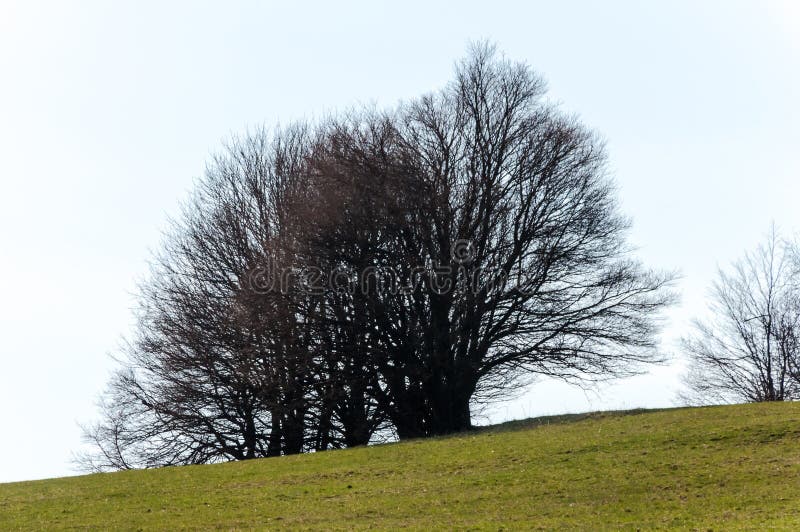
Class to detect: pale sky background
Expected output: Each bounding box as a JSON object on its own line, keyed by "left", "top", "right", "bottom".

{"left": 1, "top": 0, "right": 798, "bottom": 483}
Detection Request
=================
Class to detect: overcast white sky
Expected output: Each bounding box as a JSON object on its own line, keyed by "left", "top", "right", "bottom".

{"left": 1, "top": 0, "right": 798, "bottom": 483}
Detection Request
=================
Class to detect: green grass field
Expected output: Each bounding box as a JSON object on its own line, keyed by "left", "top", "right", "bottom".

{"left": 2, "top": 402, "right": 799, "bottom": 530}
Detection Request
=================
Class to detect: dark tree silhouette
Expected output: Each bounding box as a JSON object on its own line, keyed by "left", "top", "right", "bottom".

{"left": 682, "top": 228, "right": 800, "bottom": 404}
{"left": 81, "top": 43, "right": 676, "bottom": 470}
{"left": 79, "top": 128, "right": 320, "bottom": 470}
{"left": 301, "top": 43, "right": 675, "bottom": 437}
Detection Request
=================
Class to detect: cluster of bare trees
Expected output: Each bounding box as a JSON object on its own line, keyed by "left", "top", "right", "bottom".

{"left": 80, "top": 44, "right": 676, "bottom": 471}
{"left": 682, "top": 228, "right": 800, "bottom": 404}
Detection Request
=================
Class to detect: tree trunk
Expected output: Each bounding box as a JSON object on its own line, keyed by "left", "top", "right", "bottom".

{"left": 267, "top": 411, "right": 282, "bottom": 457}
{"left": 430, "top": 382, "right": 474, "bottom": 435}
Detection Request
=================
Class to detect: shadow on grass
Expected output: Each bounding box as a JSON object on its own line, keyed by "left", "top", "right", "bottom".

{"left": 387, "top": 407, "right": 684, "bottom": 447}
{"left": 470, "top": 407, "right": 675, "bottom": 436}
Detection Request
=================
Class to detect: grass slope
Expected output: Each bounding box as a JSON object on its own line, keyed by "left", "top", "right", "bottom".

{"left": 2, "top": 403, "right": 800, "bottom": 530}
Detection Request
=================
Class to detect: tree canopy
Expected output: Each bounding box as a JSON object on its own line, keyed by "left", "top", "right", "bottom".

{"left": 80, "top": 43, "right": 675, "bottom": 471}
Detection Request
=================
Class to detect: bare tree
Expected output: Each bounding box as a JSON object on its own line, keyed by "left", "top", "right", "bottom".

{"left": 82, "top": 43, "right": 677, "bottom": 470}
{"left": 79, "top": 128, "right": 321, "bottom": 470}
{"left": 300, "top": 42, "right": 676, "bottom": 437}
{"left": 682, "top": 227, "right": 800, "bottom": 404}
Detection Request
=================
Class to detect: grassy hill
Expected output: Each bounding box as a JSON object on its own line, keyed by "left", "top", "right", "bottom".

{"left": 2, "top": 403, "right": 800, "bottom": 530}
